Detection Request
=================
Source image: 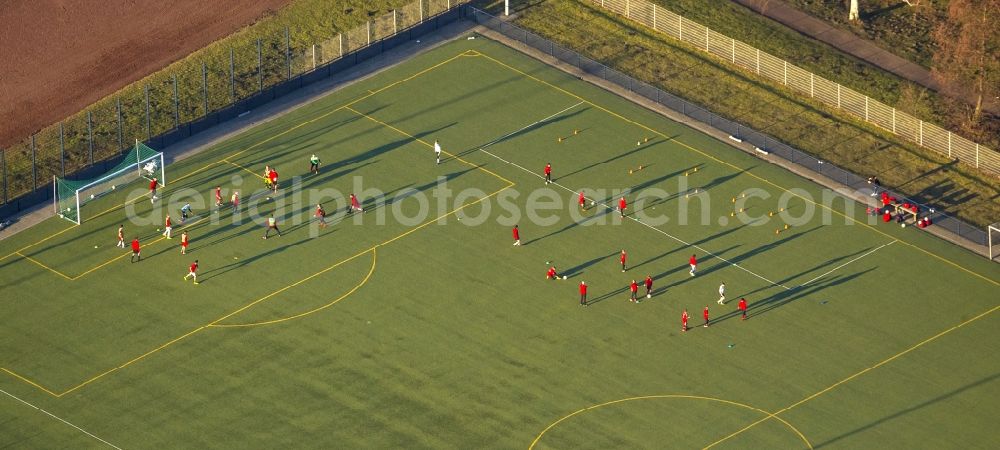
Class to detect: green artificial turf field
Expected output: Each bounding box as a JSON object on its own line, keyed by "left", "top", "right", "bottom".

{"left": 1, "top": 35, "right": 998, "bottom": 449}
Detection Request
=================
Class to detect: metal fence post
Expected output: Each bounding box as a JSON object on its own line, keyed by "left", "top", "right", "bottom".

{"left": 312, "top": 44, "right": 317, "bottom": 70}
{"left": 810, "top": 73, "right": 814, "bottom": 97}
{"left": 394, "top": 10, "right": 398, "bottom": 34}
{"left": 678, "top": 15, "right": 683, "bottom": 41}
{"left": 837, "top": 84, "right": 841, "bottom": 109}
{"left": 891, "top": 108, "right": 896, "bottom": 133}
{"left": 653, "top": 4, "right": 657, "bottom": 29}
{"left": 257, "top": 38, "right": 263, "bottom": 92}
{"left": 87, "top": 110, "right": 94, "bottom": 165}
{"left": 144, "top": 84, "right": 151, "bottom": 140}
{"left": 367, "top": 21, "right": 371, "bottom": 47}
{"left": 202, "top": 62, "right": 209, "bottom": 115}
{"left": 230, "top": 47, "right": 236, "bottom": 102}
{"left": 30, "top": 134, "right": 37, "bottom": 192}
{"left": 976, "top": 144, "right": 980, "bottom": 168}
{"left": 731, "top": 38, "right": 735, "bottom": 63}
{"left": 864, "top": 96, "right": 869, "bottom": 121}
{"left": 339, "top": 33, "right": 344, "bottom": 58}
{"left": 948, "top": 131, "right": 952, "bottom": 158}
{"left": 783, "top": 61, "right": 787, "bottom": 85}
{"left": 285, "top": 27, "right": 291, "bottom": 79}
{"left": 919, "top": 121, "right": 923, "bottom": 146}
{"left": 705, "top": 26, "right": 709, "bottom": 51}
{"left": 420, "top": 0, "right": 424, "bottom": 22}
{"left": 59, "top": 122, "right": 65, "bottom": 176}
{"left": 172, "top": 75, "right": 180, "bottom": 128}
{"left": 755, "top": 48, "right": 760, "bottom": 75}
{"left": 625, "top": 0, "right": 630, "bottom": 19}
{"left": 116, "top": 97, "right": 124, "bottom": 155}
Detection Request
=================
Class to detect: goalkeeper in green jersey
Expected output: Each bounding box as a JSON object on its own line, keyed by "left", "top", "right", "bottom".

{"left": 309, "top": 154, "right": 321, "bottom": 174}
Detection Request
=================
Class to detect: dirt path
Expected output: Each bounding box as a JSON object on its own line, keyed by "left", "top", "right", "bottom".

{"left": 0, "top": 0, "right": 292, "bottom": 149}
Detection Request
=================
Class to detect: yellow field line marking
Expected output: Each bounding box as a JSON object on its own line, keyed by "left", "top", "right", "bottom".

{"left": 57, "top": 326, "right": 209, "bottom": 397}
{"left": 6, "top": 180, "right": 510, "bottom": 397}
{"left": 702, "top": 303, "right": 1000, "bottom": 448}
{"left": 222, "top": 159, "right": 266, "bottom": 180}
{"left": 475, "top": 51, "right": 1000, "bottom": 287}
{"left": 211, "top": 247, "right": 377, "bottom": 328}
{"left": 70, "top": 216, "right": 211, "bottom": 280}
{"left": 528, "top": 394, "right": 812, "bottom": 449}
{"left": 0, "top": 52, "right": 468, "bottom": 270}
{"left": 14, "top": 251, "right": 74, "bottom": 281}
{"left": 344, "top": 106, "right": 517, "bottom": 187}
{"left": 0, "top": 368, "right": 63, "bottom": 397}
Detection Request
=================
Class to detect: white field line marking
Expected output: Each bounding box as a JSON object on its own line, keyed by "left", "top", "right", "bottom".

{"left": 800, "top": 240, "right": 897, "bottom": 287}
{"left": 477, "top": 101, "right": 584, "bottom": 152}
{"left": 0, "top": 387, "right": 122, "bottom": 449}
{"left": 472, "top": 104, "right": 790, "bottom": 291}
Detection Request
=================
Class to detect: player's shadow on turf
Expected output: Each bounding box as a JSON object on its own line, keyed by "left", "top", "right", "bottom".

{"left": 631, "top": 224, "right": 751, "bottom": 272}
{"left": 585, "top": 285, "right": 631, "bottom": 306}
{"left": 674, "top": 225, "right": 821, "bottom": 286}
{"left": 734, "top": 245, "right": 879, "bottom": 299}
{"left": 655, "top": 244, "right": 742, "bottom": 289}
{"left": 558, "top": 135, "right": 682, "bottom": 180}
{"left": 326, "top": 122, "right": 457, "bottom": 168}
{"left": 719, "top": 268, "right": 875, "bottom": 323}
{"left": 813, "top": 372, "right": 1000, "bottom": 449}
{"left": 448, "top": 109, "right": 590, "bottom": 161}
{"left": 200, "top": 238, "right": 312, "bottom": 281}
{"left": 525, "top": 208, "right": 612, "bottom": 245}
{"left": 562, "top": 251, "right": 620, "bottom": 278}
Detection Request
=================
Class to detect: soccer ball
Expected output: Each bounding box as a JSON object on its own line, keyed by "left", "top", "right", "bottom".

{"left": 590, "top": 201, "right": 596, "bottom": 206}
{"left": 562, "top": 275, "right": 567, "bottom": 280}
{"left": 65, "top": 207, "right": 71, "bottom": 212}
{"left": 901, "top": 223, "right": 906, "bottom": 228}
{"left": 111, "top": 185, "right": 116, "bottom": 190}
{"left": 90, "top": 194, "right": 95, "bottom": 199}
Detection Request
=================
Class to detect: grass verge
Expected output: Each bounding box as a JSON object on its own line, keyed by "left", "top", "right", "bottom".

{"left": 490, "top": 0, "right": 1000, "bottom": 228}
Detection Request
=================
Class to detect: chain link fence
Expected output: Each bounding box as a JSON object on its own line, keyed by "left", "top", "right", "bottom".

{"left": 468, "top": 7, "right": 990, "bottom": 253}
{"left": 592, "top": 0, "right": 1000, "bottom": 176}
{"left": 0, "top": 0, "right": 470, "bottom": 216}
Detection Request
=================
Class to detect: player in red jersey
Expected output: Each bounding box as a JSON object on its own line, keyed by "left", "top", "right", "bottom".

{"left": 689, "top": 254, "right": 697, "bottom": 277}
{"left": 183, "top": 260, "right": 199, "bottom": 285}
{"left": 268, "top": 168, "right": 279, "bottom": 193}
{"left": 148, "top": 177, "right": 159, "bottom": 203}
{"left": 130, "top": 237, "right": 141, "bottom": 263}
{"left": 618, "top": 196, "right": 627, "bottom": 217}
{"left": 703, "top": 306, "right": 710, "bottom": 327}
{"left": 629, "top": 279, "right": 639, "bottom": 303}
{"left": 546, "top": 266, "right": 562, "bottom": 280}
{"left": 543, "top": 163, "right": 552, "bottom": 184}
{"left": 116, "top": 225, "right": 125, "bottom": 248}
{"left": 681, "top": 309, "right": 689, "bottom": 332}
{"left": 162, "top": 215, "right": 173, "bottom": 239}
{"left": 644, "top": 275, "right": 653, "bottom": 299}
{"left": 738, "top": 297, "right": 748, "bottom": 320}
{"left": 579, "top": 281, "right": 588, "bottom": 306}
{"left": 512, "top": 225, "right": 521, "bottom": 246}
{"left": 315, "top": 204, "right": 328, "bottom": 228}
{"left": 180, "top": 231, "right": 189, "bottom": 255}
{"left": 619, "top": 249, "right": 627, "bottom": 272}
{"left": 349, "top": 193, "right": 363, "bottom": 213}
{"left": 578, "top": 191, "right": 586, "bottom": 210}
{"left": 214, "top": 186, "right": 223, "bottom": 207}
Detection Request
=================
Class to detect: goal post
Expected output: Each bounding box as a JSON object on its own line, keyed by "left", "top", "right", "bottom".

{"left": 54, "top": 141, "right": 165, "bottom": 224}
{"left": 989, "top": 223, "right": 1000, "bottom": 261}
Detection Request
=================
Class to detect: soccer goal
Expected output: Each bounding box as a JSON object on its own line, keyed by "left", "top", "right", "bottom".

{"left": 54, "top": 141, "right": 165, "bottom": 224}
